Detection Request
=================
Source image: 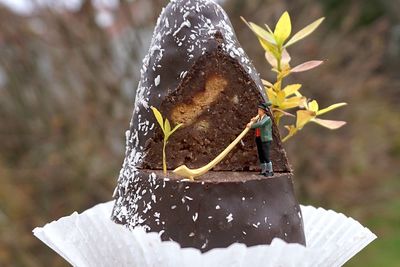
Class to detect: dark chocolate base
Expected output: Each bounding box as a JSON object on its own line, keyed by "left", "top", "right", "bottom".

{"left": 112, "top": 170, "right": 306, "bottom": 252}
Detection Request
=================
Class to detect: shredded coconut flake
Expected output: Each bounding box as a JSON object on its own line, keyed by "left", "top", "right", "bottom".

{"left": 154, "top": 75, "right": 160, "bottom": 86}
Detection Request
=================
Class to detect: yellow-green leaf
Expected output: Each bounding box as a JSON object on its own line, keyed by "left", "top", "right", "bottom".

{"left": 296, "top": 110, "right": 315, "bottom": 129}
{"left": 241, "top": 17, "right": 276, "bottom": 44}
{"left": 274, "top": 11, "right": 292, "bottom": 45}
{"left": 151, "top": 106, "right": 164, "bottom": 131}
{"left": 312, "top": 118, "right": 346, "bottom": 129}
{"left": 317, "top": 102, "right": 347, "bottom": 116}
{"left": 291, "top": 60, "right": 323, "bottom": 73}
{"left": 164, "top": 118, "right": 171, "bottom": 137}
{"left": 280, "top": 96, "right": 305, "bottom": 110}
{"left": 294, "top": 90, "right": 303, "bottom": 97}
{"left": 170, "top": 123, "right": 183, "bottom": 136}
{"left": 258, "top": 38, "right": 279, "bottom": 57}
{"left": 283, "top": 84, "right": 302, "bottom": 96}
{"left": 276, "top": 91, "right": 286, "bottom": 106}
{"left": 266, "top": 87, "right": 277, "bottom": 104}
{"left": 308, "top": 100, "right": 319, "bottom": 112}
{"left": 285, "top": 17, "right": 325, "bottom": 47}
{"left": 250, "top": 22, "right": 276, "bottom": 44}
{"left": 273, "top": 80, "right": 282, "bottom": 92}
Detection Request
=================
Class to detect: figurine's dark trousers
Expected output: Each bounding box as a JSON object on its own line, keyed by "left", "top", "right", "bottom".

{"left": 255, "top": 137, "right": 271, "bottom": 163}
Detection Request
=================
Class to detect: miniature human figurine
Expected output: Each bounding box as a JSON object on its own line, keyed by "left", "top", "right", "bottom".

{"left": 247, "top": 102, "right": 274, "bottom": 177}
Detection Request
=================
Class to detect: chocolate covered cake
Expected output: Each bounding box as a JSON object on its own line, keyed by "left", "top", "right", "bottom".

{"left": 112, "top": 0, "right": 305, "bottom": 252}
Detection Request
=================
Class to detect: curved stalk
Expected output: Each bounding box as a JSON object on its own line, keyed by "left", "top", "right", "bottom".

{"left": 173, "top": 116, "right": 258, "bottom": 180}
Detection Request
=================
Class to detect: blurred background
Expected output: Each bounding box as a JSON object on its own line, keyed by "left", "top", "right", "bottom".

{"left": 0, "top": 0, "right": 399, "bottom": 266}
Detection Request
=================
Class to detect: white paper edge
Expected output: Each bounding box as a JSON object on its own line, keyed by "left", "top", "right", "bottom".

{"left": 33, "top": 201, "right": 377, "bottom": 267}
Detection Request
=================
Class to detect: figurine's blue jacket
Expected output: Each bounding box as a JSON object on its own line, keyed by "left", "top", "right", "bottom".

{"left": 251, "top": 115, "right": 273, "bottom": 142}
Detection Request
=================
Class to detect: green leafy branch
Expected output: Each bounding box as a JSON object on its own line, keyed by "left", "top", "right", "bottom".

{"left": 151, "top": 106, "right": 183, "bottom": 175}
{"left": 242, "top": 11, "right": 347, "bottom": 142}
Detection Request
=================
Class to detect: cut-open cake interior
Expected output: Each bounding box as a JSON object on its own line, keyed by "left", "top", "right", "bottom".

{"left": 141, "top": 49, "right": 290, "bottom": 174}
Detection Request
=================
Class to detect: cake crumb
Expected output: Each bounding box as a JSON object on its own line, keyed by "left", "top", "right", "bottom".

{"left": 226, "top": 213, "right": 233, "bottom": 222}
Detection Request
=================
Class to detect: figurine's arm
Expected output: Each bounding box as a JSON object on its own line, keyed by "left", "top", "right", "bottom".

{"left": 246, "top": 116, "right": 258, "bottom": 128}
{"left": 250, "top": 116, "right": 270, "bottom": 129}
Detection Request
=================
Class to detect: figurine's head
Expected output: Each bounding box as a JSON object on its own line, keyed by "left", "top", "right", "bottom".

{"left": 257, "top": 102, "right": 271, "bottom": 116}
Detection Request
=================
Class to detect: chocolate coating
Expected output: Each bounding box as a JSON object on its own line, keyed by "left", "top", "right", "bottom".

{"left": 112, "top": 170, "right": 306, "bottom": 252}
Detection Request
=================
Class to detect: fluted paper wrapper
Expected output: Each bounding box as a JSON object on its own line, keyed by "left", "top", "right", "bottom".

{"left": 33, "top": 201, "right": 376, "bottom": 267}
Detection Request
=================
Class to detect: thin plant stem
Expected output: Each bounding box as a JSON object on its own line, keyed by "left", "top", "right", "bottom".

{"left": 163, "top": 140, "right": 167, "bottom": 175}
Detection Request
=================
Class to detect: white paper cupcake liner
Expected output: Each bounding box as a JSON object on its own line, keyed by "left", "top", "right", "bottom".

{"left": 33, "top": 201, "right": 376, "bottom": 267}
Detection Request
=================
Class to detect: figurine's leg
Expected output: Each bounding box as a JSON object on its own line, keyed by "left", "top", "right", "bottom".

{"left": 264, "top": 140, "right": 271, "bottom": 163}
{"left": 262, "top": 141, "right": 274, "bottom": 177}
{"left": 255, "top": 137, "right": 267, "bottom": 175}
{"left": 266, "top": 162, "right": 273, "bottom": 177}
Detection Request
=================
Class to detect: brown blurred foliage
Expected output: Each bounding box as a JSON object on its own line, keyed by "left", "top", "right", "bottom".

{"left": 0, "top": 0, "right": 399, "bottom": 266}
